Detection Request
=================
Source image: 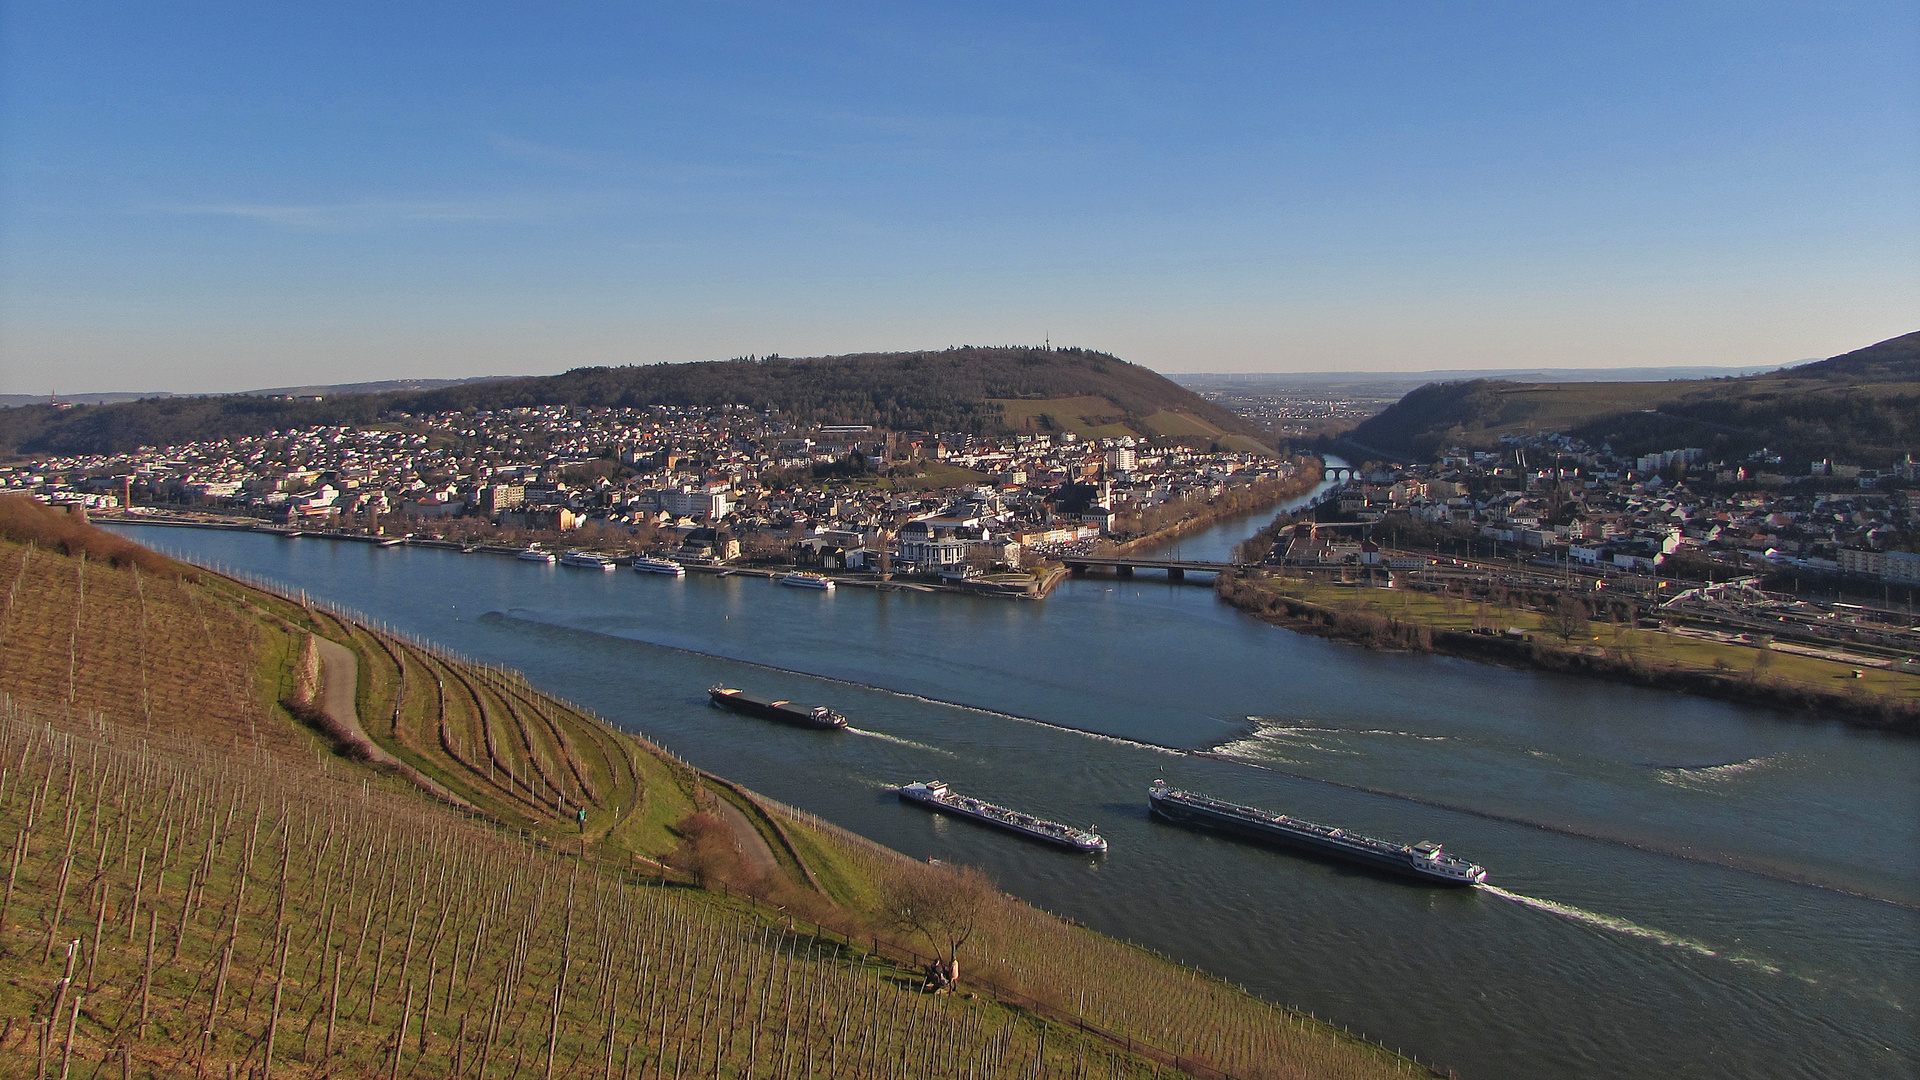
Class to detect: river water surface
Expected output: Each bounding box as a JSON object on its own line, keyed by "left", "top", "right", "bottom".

{"left": 110, "top": 499, "right": 1918, "bottom": 1080}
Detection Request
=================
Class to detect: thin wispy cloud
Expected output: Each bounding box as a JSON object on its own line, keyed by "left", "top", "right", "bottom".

{"left": 162, "top": 197, "right": 572, "bottom": 230}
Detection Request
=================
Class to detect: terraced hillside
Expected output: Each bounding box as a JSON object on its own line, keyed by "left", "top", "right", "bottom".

{"left": 0, "top": 499, "right": 1417, "bottom": 1079}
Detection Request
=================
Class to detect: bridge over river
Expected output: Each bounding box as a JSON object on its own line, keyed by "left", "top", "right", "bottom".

{"left": 1062, "top": 555, "right": 1246, "bottom": 581}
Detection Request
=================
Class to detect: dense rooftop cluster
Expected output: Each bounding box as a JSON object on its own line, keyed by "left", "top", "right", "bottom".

{"left": 1, "top": 404, "right": 1296, "bottom": 573}
{"left": 1322, "top": 433, "right": 1920, "bottom": 586}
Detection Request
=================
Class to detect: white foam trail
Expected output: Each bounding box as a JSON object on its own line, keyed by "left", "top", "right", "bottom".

{"left": 1244, "top": 719, "right": 1450, "bottom": 743}
{"left": 1655, "top": 755, "right": 1784, "bottom": 789}
{"left": 1479, "top": 885, "right": 1781, "bottom": 975}
{"left": 1204, "top": 737, "right": 1311, "bottom": 766}
{"left": 843, "top": 727, "right": 953, "bottom": 755}
{"left": 496, "top": 609, "right": 1190, "bottom": 755}
{"left": 852, "top": 686, "right": 1188, "bottom": 756}
{"left": 1227, "top": 726, "right": 1360, "bottom": 756}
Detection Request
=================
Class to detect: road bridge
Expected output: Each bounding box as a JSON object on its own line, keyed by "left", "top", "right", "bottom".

{"left": 1061, "top": 556, "right": 1245, "bottom": 582}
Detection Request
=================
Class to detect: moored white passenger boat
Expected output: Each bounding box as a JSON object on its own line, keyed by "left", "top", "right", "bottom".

{"left": 559, "top": 550, "right": 617, "bottom": 570}
{"left": 780, "top": 572, "right": 835, "bottom": 590}
{"left": 632, "top": 556, "right": 686, "bottom": 577}
{"left": 516, "top": 548, "right": 556, "bottom": 563}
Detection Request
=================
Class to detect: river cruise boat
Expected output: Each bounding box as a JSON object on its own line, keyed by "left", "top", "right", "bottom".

{"left": 898, "top": 781, "right": 1107, "bottom": 853}
{"left": 1147, "top": 781, "right": 1486, "bottom": 886}
{"left": 559, "top": 550, "right": 617, "bottom": 570}
{"left": 631, "top": 556, "right": 686, "bottom": 577}
{"left": 707, "top": 687, "right": 847, "bottom": 729}
{"left": 516, "top": 548, "right": 557, "bottom": 563}
{"left": 780, "top": 572, "right": 835, "bottom": 590}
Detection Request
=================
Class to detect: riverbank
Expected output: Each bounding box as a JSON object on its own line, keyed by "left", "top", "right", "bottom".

{"left": 99, "top": 511, "right": 1057, "bottom": 598}
{"left": 1108, "top": 457, "right": 1327, "bottom": 557}
{"left": 1216, "top": 571, "right": 1920, "bottom": 733}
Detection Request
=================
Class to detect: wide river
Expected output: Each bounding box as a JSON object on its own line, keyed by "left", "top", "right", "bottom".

{"left": 110, "top": 494, "right": 1917, "bottom": 1080}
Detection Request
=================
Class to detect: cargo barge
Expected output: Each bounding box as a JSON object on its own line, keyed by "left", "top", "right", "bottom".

{"left": 898, "top": 780, "right": 1107, "bottom": 853}
{"left": 1147, "top": 781, "right": 1485, "bottom": 885}
{"left": 707, "top": 687, "right": 847, "bottom": 729}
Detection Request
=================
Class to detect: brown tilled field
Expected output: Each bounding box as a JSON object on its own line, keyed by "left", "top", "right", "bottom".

{"left": 0, "top": 536, "right": 299, "bottom": 757}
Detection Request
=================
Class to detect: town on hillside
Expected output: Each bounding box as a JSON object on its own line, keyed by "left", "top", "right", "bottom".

{"left": 0, "top": 402, "right": 1304, "bottom": 590}
{"left": 1257, "top": 431, "right": 1920, "bottom": 682}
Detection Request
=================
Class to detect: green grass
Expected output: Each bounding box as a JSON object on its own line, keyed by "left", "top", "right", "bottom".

{"left": 892, "top": 462, "right": 995, "bottom": 490}
{"left": 1136, "top": 409, "right": 1225, "bottom": 438}
{"left": 1257, "top": 574, "right": 1920, "bottom": 707}
{"left": 778, "top": 818, "right": 887, "bottom": 911}
{"left": 1213, "top": 434, "right": 1278, "bottom": 455}
{"left": 988, "top": 395, "right": 1137, "bottom": 438}
{"left": 596, "top": 743, "right": 695, "bottom": 857}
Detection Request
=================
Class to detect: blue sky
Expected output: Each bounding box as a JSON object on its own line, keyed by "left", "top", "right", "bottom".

{"left": 2, "top": 1, "right": 1915, "bottom": 393}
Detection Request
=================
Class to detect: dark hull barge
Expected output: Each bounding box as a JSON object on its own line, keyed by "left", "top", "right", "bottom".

{"left": 707, "top": 687, "right": 847, "bottom": 730}
{"left": 1148, "top": 781, "right": 1485, "bottom": 885}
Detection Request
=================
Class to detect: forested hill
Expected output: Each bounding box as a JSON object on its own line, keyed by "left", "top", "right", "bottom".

{"left": 1345, "top": 330, "right": 1920, "bottom": 464}
{"left": 0, "top": 346, "right": 1268, "bottom": 456}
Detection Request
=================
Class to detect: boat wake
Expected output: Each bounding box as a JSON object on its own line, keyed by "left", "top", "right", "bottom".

{"left": 1652, "top": 755, "right": 1788, "bottom": 790}
{"left": 844, "top": 727, "right": 953, "bottom": 755}
{"left": 1207, "top": 720, "right": 1448, "bottom": 761}
{"left": 1206, "top": 742, "right": 1312, "bottom": 766}
{"left": 1198, "top": 749, "right": 1920, "bottom": 910}
{"left": 1251, "top": 719, "right": 1452, "bottom": 743}
{"left": 482, "top": 609, "right": 1920, "bottom": 910}
{"left": 1208, "top": 721, "right": 1448, "bottom": 764}
{"left": 487, "top": 609, "right": 1189, "bottom": 757}
{"left": 1478, "top": 885, "right": 1783, "bottom": 975}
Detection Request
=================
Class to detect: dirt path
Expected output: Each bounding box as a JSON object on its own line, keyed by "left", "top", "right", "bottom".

{"left": 313, "top": 637, "right": 397, "bottom": 766}
{"left": 711, "top": 798, "right": 780, "bottom": 882}
{"left": 313, "top": 636, "right": 475, "bottom": 808}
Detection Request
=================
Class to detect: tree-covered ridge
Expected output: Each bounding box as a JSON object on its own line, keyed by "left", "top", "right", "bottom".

{"left": 1347, "top": 330, "right": 1920, "bottom": 463}
{"left": 0, "top": 347, "right": 1264, "bottom": 456}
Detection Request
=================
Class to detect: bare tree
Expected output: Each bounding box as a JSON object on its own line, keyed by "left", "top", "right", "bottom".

{"left": 880, "top": 861, "right": 997, "bottom": 985}
{"left": 663, "top": 812, "right": 740, "bottom": 889}
{"left": 1750, "top": 635, "right": 1775, "bottom": 681}
{"left": 1546, "top": 593, "right": 1591, "bottom": 644}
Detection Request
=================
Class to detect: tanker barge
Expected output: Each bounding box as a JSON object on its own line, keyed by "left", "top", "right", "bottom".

{"left": 899, "top": 780, "right": 1107, "bottom": 853}
{"left": 1148, "top": 781, "right": 1485, "bottom": 885}
{"left": 707, "top": 687, "right": 847, "bottom": 729}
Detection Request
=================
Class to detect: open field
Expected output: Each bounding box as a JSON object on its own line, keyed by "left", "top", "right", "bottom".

{"left": 866, "top": 462, "right": 997, "bottom": 492}
{"left": 1137, "top": 410, "right": 1227, "bottom": 438}
{"left": 1219, "top": 571, "right": 1920, "bottom": 725}
{"left": 0, "top": 501, "right": 1422, "bottom": 1079}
